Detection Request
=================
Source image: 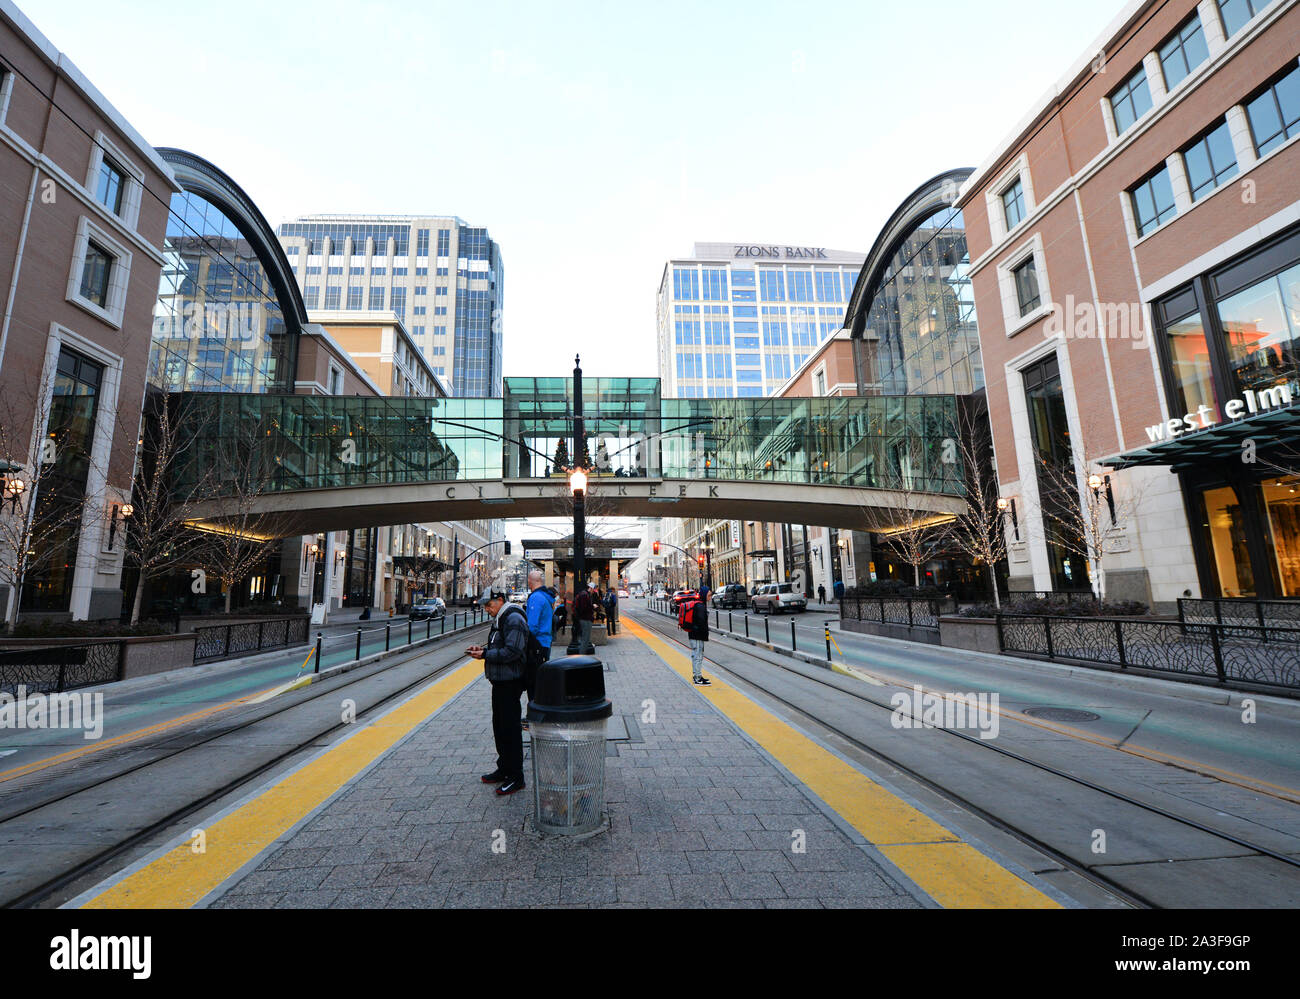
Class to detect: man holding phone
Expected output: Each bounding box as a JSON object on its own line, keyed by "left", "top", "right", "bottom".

{"left": 466, "top": 587, "right": 530, "bottom": 796}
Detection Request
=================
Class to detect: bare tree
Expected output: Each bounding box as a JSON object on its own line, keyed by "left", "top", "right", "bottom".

{"left": 190, "top": 410, "right": 297, "bottom": 614}
{"left": 859, "top": 436, "right": 954, "bottom": 588}
{"left": 0, "top": 373, "right": 109, "bottom": 634}
{"left": 121, "top": 393, "right": 217, "bottom": 624}
{"left": 1029, "top": 450, "right": 1147, "bottom": 603}
{"left": 942, "top": 403, "right": 1008, "bottom": 608}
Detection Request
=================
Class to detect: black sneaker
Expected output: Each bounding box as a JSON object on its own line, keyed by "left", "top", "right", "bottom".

{"left": 480, "top": 770, "right": 507, "bottom": 783}
{"left": 692, "top": 675, "right": 712, "bottom": 685}
{"left": 496, "top": 776, "right": 526, "bottom": 796}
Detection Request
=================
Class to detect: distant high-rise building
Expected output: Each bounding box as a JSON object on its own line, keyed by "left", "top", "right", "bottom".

{"left": 276, "top": 215, "right": 504, "bottom": 396}
{"left": 657, "top": 242, "right": 864, "bottom": 398}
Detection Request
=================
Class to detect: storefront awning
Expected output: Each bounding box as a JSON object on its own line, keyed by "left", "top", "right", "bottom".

{"left": 1108, "top": 406, "right": 1300, "bottom": 473}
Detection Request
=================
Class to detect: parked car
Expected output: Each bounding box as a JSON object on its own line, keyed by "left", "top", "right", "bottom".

{"left": 409, "top": 596, "right": 446, "bottom": 621}
{"left": 751, "top": 582, "right": 807, "bottom": 614}
{"left": 710, "top": 583, "right": 748, "bottom": 609}
{"left": 617, "top": 588, "right": 629, "bottom": 599}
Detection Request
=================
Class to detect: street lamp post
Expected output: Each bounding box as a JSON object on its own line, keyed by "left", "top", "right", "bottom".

{"left": 567, "top": 355, "right": 594, "bottom": 655}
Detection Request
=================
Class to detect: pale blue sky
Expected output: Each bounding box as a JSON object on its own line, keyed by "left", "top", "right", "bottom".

{"left": 26, "top": 0, "right": 1122, "bottom": 381}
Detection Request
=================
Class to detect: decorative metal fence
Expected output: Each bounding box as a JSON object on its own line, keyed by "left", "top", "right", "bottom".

{"left": 841, "top": 596, "right": 958, "bottom": 631}
{"left": 193, "top": 617, "right": 312, "bottom": 663}
{"left": 997, "top": 613, "right": 1300, "bottom": 692}
{"left": 1178, "top": 597, "right": 1300, "bottom": 630}
{"left": 0, "top": 642, "right": 124, "bottom": 696}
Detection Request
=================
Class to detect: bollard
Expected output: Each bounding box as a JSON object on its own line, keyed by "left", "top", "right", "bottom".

{"left": 355, "top": 627, "right": 362, "bottom": 661}
{"left": 791, "top": 620, "right": 796, "bottom": 651}
{"left": 408, "top": 618, "right": 413, "bottom": 646}
{"left": 426, "top": 618, "right": 431, "bottom": 639}
{"left": 314, "top": 632, "right": 323, "bottom": 674}
{"left": 441, "top": 615, "right": 446, "bottom": 635}
{"left": 385, "top": 623, "right": 391, "bottom": 651}
{"left": 729, "top": 611, "right": 733, "bottom": 633}
{"left": 825, "top": 623, "right": 832, "bottom": 661}
{"left": 744, "top": 615, "right": 749, "bottom": 638}
{"left": 765, "top": 617, "right": 769, "bottom": 644}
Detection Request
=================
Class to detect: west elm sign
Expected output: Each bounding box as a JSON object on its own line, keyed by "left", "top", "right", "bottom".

{"left": 733, "top": 245, "right": 827, "bottom": 259}
{"left": 1143, "top": 384, "right": 1294, "bottom": 442}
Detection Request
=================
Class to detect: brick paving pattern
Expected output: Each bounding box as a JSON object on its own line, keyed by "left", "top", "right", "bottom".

{"left": 211, "top": 629, "right": 922, "bottom": 909}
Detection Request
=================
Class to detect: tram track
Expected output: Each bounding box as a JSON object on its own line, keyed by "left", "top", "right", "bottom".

{"left": 633, "top": 607, "right": 1300, "bottom": 908}
{"left": 0, "top": 622, "right": 489, "bottom": 909}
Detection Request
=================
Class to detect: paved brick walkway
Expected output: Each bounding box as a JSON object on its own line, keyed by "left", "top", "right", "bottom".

{"left": 209, "top": 628, "right": 923, "bottom": 909}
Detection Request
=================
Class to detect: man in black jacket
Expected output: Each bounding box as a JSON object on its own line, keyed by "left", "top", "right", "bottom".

{"left": 467, "top": 588, "right": 529, "bottom": 795}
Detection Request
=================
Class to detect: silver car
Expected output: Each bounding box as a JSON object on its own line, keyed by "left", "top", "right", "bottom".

{"left": 750, "top": 582, "right": 807, "bottom": 614}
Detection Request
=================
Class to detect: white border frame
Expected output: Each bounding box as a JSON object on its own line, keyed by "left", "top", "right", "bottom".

{"left": 65, "top": 215, "right": 133, "bottom": 329}
{"left": 84, "top": 129, "right": 145, "bottom": 232}
{"left": 996, "top": 233, "right": 1053, "bottom": 336}
{"left": 37, "top": 323, "right": 124, "bottom": 620}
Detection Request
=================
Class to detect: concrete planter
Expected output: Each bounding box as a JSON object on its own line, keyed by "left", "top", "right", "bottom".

{"left": 840, "top": 617, "right": 940, "bottom": 645}
{"left": 938, "top": 616, "right": 1001, "bottom": 654}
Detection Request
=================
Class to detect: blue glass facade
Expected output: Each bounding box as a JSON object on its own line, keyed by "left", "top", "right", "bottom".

{"left": 659, "top": 244, "right": 865, "bottom": 398}
{"left": 150, "top": 155, "right": 302, "bottom": 394}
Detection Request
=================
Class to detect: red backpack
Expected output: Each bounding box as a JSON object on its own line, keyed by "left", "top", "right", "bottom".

{"left": 677, "top": 596, "right": 700, "bottom": 630}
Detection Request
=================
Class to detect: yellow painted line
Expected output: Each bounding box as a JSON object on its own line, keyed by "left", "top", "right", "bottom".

{"left": 248, "top": 674, "right": 314, "bottom": 705}
{"left": 80, "top": 659, "right": 482, "bottom": 909}
{"left": 624, "top": 617, "right": 1059, "bottom": 909}
{"left": 832, "top": 662, "right": 883, "bottom": 686}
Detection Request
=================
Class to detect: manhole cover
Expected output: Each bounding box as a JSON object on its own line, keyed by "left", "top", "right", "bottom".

{"left": 1023, "top": 706, "right": 1101, "bottom": 722}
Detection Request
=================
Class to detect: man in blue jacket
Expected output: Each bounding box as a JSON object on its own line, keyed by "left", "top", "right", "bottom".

{"left": 523, "top": 570, "right": 554, "bottom": 713}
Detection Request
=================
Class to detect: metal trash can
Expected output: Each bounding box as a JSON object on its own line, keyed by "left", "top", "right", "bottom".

{"left": 526, "top": 655, "right": 613, "bottom": 837}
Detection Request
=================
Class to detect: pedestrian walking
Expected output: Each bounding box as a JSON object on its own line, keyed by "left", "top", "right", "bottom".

{"left": 467, "top": 588, "right": 530, "bottom": 796}
{"left": 604, "top": 586, "right": 618, "bottom": 635}
{"left": 574, "top": 585, "right": 594, "bottom": 651}
{"left": 818, "top": 583, "right": 826, "bottom": 605}
{"left": 680, "top": 583, "right": 711, "bottom": 685}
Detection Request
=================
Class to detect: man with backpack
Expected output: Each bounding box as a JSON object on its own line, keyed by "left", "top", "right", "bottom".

{"left": 679, "top": 583, "right": 711, "bottom": 686}
{"left": 522, "top": 570, "right": 555, "bottom": 731}
{"left": 467, "top": 587, "right": 541, "bottom": 796}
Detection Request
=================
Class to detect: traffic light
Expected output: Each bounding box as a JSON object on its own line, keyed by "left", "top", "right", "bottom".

{"left": 503, "top": 540, "right": 511, "bottom": 555}
{"left": 652, "top": 541, "right": 660, "bottom": 555}
{"left": 697, "top": 554, "right": 705, "bottom": 567}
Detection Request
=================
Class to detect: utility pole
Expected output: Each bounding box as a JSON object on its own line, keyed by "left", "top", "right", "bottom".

{"left": 450, "top": 531, "right": 458, "bottom": 606}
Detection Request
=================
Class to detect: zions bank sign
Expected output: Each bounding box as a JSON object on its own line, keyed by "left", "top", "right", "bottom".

{"left": 734, "top": 245, "right": 828, "bottom": 259}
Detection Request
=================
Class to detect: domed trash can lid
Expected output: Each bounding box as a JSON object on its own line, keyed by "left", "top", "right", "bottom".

{"left": 527, "top": 655, "right": 613, "bottom": 724}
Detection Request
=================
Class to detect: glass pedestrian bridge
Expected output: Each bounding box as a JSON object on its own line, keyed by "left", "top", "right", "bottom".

{"left": 179, "top": 377, "right": 967, "bottom": 533}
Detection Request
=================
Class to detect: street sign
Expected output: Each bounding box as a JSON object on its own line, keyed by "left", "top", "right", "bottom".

{"left": 611, "top": 548, "right": 641, "bottom": 558}
{"left": 730, "top": 521, "right": 741, "bottom": 547}
{"left": 524, "top": 548, "right": 554, "bottom": 559}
